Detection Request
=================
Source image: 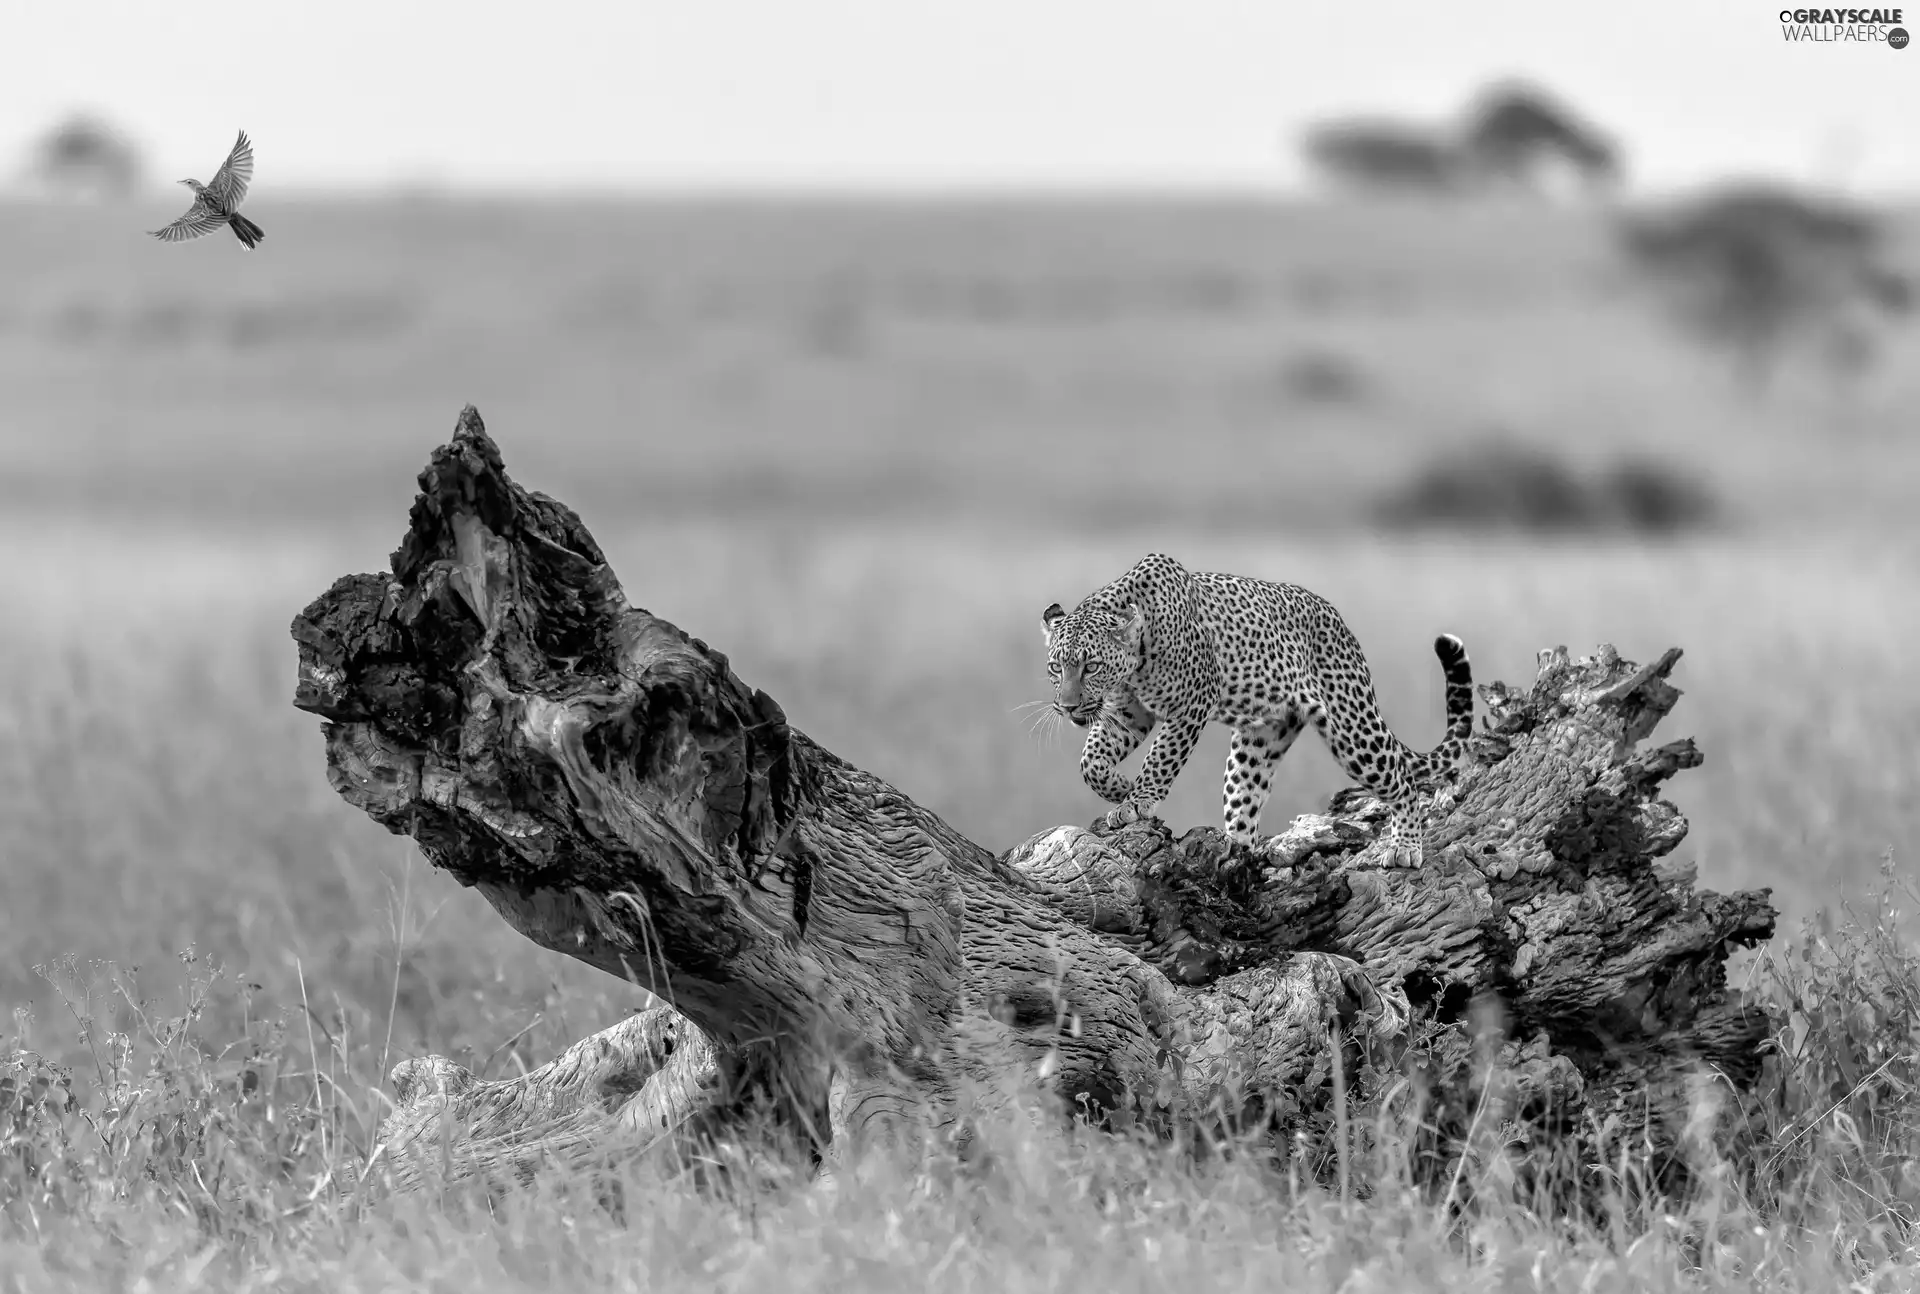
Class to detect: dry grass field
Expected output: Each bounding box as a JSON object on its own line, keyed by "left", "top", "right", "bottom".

{"left": 2, "top": 193, "right": 1918, "bottom": 1289}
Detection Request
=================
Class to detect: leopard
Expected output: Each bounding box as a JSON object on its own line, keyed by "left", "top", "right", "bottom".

{"left": 1039, "top": 552, "right": 1474, "bottom": 868}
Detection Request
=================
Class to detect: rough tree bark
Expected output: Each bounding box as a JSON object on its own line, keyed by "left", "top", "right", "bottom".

{"left": 290, "top": 406, "right": 1778, "bottom": 1196}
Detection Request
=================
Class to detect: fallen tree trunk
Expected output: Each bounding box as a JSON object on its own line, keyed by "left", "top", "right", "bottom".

{"left": 291, "top": 406, "right": 1778, "bottom": 1197}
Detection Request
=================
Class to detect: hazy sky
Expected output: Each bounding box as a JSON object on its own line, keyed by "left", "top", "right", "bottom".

{"left": 6, "top": 0, "right": 1918, "bottom": 194}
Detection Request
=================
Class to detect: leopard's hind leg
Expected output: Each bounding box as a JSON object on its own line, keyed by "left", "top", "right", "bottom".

{"left": 1222, "top": 712, "right": 1307, "bottom": 849}
{"left": 1304, "top": 685, "right": 1429, "bottom": 869}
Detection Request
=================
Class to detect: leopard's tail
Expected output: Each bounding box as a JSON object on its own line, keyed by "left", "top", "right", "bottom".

{"left": 1413, "top": 632, "right": 1474, "bottom": 783}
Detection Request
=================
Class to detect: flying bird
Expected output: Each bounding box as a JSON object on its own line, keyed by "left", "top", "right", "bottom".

{"left": 150, "top": 130, "right": 264, "bottom": 250}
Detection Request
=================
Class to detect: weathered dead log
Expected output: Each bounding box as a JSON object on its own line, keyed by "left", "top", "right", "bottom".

{"left": 290, "top": 406, "right": 1778, "bottom": 1195}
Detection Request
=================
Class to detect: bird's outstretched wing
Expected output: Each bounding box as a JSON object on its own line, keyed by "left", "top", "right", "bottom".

{"left": 202, "top": 130, "right": 255, "bottom": 209}
{"left": 149, "top": 197, "right": 225, "bottom": 243}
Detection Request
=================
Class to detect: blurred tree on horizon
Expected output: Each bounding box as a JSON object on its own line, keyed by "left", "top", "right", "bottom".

{"left": 1298, "top": 77, "right": 1621, "bottom": 200}
{"left": 1616, "top": 181, "right": 1914, "bottom": 395}
{"left": 17, "top": 111, "right": 145, "bottom": 200}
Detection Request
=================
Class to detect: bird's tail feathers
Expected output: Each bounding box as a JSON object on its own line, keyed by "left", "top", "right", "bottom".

{"left": 229, "top": 213, "right": 265, "bottom": 250}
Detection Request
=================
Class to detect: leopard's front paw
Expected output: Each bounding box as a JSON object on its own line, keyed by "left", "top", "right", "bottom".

{"left": 1377, "top": 810, "right": 1429, "bottom": 870}
{"left": 1385, "top": 839, "right": 1426, "bottom": 870}
{"left": 1378, "top": 824, "right": 1427, "bottom": 869}
{"left": 1098, "top": 802, "right": 1157, "bottom": 834}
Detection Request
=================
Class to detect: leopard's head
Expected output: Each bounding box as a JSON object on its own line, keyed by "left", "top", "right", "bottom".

{"left": 1041, "top": 600, "right": 1145, "bottom": 727}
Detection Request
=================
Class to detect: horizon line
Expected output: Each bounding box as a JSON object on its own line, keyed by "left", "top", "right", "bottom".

{"left": 10, "top": 175, "right": 1920, "bottom": 207}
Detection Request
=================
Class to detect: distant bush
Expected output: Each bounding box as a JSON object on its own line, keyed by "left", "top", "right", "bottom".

{"left": 1273, "top": 349, "right": 1369, "bottom": 405}
{"left": 796, "top": 290, "right": 869, "bottom": 360}
{"left": 1602, "top": 458, "right": 1720, "bottom": 534}
{"left": 1372, "top": 436, "right": 1719, "bottom": 536}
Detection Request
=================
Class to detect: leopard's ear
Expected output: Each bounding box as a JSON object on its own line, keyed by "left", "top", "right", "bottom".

{"left": 1116, "top": 601, "right": 1146, "bottom": 649}
{"left": 1041, "top": 602, "right": 1066, "bottom": 642}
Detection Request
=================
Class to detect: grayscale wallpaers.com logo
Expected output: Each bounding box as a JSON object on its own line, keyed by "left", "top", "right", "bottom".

{"left": 1779, "top": 7, "right": 1908, "bottom": 43}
